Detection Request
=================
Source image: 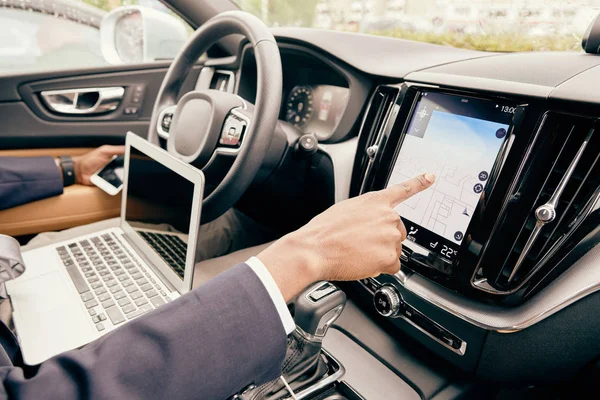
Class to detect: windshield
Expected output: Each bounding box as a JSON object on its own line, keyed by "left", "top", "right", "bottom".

{"left": 234, "top": 0, "right": 600, "bottom": 52}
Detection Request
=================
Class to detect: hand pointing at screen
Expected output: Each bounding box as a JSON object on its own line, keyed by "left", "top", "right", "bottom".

{"left": 259, "top": 173, "right": 436, "bottom": 301}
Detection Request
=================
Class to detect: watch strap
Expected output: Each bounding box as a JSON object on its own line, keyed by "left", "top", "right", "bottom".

{"left": 58, "top": 156, "right": 76, "bottom": 187}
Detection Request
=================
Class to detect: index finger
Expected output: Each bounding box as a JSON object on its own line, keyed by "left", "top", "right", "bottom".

{"left": 384, "top": 173, "right": 436, "bottom": 206}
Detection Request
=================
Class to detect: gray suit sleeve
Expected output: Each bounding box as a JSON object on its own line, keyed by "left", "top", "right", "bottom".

{"left": 0, "top": 263, "right": 288, "bottom": 399}
{"left": 0, "top": 157, "right": 63, "bottom": 210}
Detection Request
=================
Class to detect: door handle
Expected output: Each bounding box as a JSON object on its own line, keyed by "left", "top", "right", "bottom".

{"left": 40, "top": 87, "right": 125, "bottom": 115}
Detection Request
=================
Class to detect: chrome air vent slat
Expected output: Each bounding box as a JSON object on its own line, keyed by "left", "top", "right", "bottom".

{"left": 353, "top": 85, "right": 400, "bottom": 196}
{"left": 507, "top": 127, "right": 594, "bottom": 283}
{"left": 473, "top": 112, "right": 600, "bottom": 295}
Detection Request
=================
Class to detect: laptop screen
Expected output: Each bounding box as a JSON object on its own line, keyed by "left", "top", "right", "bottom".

{"left": 124, "top": 147, "right": 195, "bottom": 280}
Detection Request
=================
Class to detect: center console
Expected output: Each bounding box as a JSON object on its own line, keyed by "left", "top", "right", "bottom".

{"left": 354, "top": 83, "right": 600, "bottom": 304}
{"left": 346, "top": 82, "right": 600, "bottom": 382}
{"left": 235, "top": 283, "right": 421, "bottom": 400}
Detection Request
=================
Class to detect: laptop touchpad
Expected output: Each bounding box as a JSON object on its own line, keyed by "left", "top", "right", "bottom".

{"left": 10, "top": 272, "right": 73, "bottom": 315}
{"left": 10, "top": 271, "right": 96, "bottom": 365}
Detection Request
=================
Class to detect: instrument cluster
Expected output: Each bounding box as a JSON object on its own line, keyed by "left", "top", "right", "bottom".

{"left": 283, "top": 84, "right": 350, "bottom": 140}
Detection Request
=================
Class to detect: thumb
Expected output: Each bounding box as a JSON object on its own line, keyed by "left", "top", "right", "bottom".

{"left": 99, "top": 145, "right": 126, "bottom": 156}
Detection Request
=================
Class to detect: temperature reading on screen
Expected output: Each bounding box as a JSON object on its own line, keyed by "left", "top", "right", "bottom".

{"left": 441, "top": 245, "right": 457, "bottom": 259}
{"left": 501, "top": 105, "right": 516, "bottom": 114}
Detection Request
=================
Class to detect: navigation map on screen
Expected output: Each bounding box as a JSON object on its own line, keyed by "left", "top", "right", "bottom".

{"left": 386, "top": 91, "right": 514, "bottom": 262}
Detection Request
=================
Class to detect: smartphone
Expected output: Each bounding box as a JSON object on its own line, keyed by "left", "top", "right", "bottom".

{"left": 90, "top": 155, "right": 125, "bottom": 195}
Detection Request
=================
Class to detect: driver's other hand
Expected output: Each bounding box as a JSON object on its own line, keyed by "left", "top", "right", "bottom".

{"left": 72, "top": 145, "right": 125, "bottom": 186}
{"left": 258, "top": 173, "right": 435, "bottom": 301}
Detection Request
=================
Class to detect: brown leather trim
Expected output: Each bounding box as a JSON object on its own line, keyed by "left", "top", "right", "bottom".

{"left": 0, "top": 148, "right": 94, "bottom": 158}
{"left": 0, "top": 185, "right": 121, "bottom": 237}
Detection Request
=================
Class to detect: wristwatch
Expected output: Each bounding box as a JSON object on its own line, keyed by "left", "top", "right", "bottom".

{"left": 58, "top": 156, "right": 76, "bottom": 187}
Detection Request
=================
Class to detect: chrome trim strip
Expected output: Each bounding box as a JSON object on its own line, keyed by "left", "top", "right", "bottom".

{"left": 396, "top": 238, "right": 600, "bottom": 332}
{"left": 156, "top": 105, "right": 177, "bottom": 140}
{"left": 289, "top": 349, "right": 346, "bottom": 400}
{"left": 360, "top": 278, "right": 467, "bottom": 355}
{"left": 396, "top": 307, "right": 468, "bottom": 356}
{"left": 40, "top": 87, "right": 124, "bottom": 115}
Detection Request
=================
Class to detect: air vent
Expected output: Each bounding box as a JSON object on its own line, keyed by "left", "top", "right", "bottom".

{"left": 210, "top": 70, "right": 235, "bottom": 93}
{"left": 479, "top": 112, "right": 600, "bottom": 292}
{"left": 351, "top": 85, "right": 400, "bottom": 196}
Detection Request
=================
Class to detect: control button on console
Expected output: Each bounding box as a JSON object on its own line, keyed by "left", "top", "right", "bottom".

{"left": 373, "top": 286, "right": 402, "bottom": 317}
{"left": 360, "top": 277, "right": 381, "bottom": 293}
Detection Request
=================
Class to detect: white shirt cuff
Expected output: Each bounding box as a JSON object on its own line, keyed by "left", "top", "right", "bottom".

{"left": 246, "top": 256, "right": 295, "bottom": 335}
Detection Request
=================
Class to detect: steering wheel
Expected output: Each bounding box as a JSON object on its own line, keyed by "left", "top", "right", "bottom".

{"left": 147, "top": 11, "right": 282, "bottom": 223}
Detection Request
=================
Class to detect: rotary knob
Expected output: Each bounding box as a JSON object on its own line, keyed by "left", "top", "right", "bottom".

{"left": 373, "top": 286, "right": 402, "bottom": 317}
{"left": 535, "top": 204, "right": 556, "bottom": 223}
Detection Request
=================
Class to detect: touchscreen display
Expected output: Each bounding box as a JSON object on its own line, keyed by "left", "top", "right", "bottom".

{"left": 386, "top": 91, "right": 515, "bottom": 263}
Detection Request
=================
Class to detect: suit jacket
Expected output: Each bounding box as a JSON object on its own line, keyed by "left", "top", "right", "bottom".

{"left": 0, "top": 263, "right": 287, "bottom": 399}
{"left": 0, "top": 157, "right": 63, "bottom": 210}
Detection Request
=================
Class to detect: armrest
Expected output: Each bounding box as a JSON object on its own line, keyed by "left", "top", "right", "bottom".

{"left": 0, "top": 185, "right": 121, "bottom": 237}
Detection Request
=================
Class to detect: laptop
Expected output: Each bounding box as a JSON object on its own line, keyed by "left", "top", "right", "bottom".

{"left": 6, "top": 132, "right": 205, "bottom": 365}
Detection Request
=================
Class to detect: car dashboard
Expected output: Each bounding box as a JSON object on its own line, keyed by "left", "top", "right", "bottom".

{"left": 197, "top": 29, "right": 600, "bottom": 395}
{"left": 236, "top": 45, "right": 353, "bottom": 141}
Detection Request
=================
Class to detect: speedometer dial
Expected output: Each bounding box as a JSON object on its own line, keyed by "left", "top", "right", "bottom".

{"left": 285, "top": 86, "right": 313, "bottom": 129}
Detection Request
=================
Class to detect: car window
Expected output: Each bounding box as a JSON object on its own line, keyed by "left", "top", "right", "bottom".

{"left": 234, "top": 0, "right": 600, "bottom": 52}
{"left": 0, "top": 0, "right": 192, "bottom": 74}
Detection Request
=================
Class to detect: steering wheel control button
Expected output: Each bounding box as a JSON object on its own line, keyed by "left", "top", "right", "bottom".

{"left": 374, "top": 286, "right": 402, "bottom": 317}
{"left": 161, "top": 113, "right": 174, "bottom": 132}
{"left": 535, "top": 204, "right": 556, "bottom": 223}
{"left": 220, "top": 114, "right": 246, "bottom": 147}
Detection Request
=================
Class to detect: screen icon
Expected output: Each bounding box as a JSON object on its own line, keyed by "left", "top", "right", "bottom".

{"left": 430, "top": 241, "right": 439, "bottom": 249}
{"left": 473, "top": 183, "right": 484, "bottom": 194}
{"left": 417, "top": 107, "right": 429, "bottom": 121}
{"left": 478, "top": 171, "right": 489, "bottom": 181}
{"left": 454, "top": 231, "right": 464, "bottom": 241}
{"left": 408, "top": 227, "right": 419, "bottom": 236}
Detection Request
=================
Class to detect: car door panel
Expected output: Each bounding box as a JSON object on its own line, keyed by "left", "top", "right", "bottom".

{"left": 0, "top": 147, "right": 115, "bottom": 236}
{"left": 0, "top": 63, "right": 201, "bottom": 235}
{"left": 0, "top": 184, "right": 121, "bottom": 237}
{"left": 0, "top": 64, "right": 202, "bottom": 149}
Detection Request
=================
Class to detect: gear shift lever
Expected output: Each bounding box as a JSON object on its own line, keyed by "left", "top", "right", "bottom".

{"left": 295, "top": 282, "right": 346, "bottom": 340}
{"left": 238, "top": 282, "right": 346, "bottom": 400}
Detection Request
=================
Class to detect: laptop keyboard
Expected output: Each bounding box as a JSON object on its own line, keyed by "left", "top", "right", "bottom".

{"left": 138, "top": 231, "right": 186, "bottom": 278}
{"left": 56, "top": 233, "right": 171, "bottom": 332}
